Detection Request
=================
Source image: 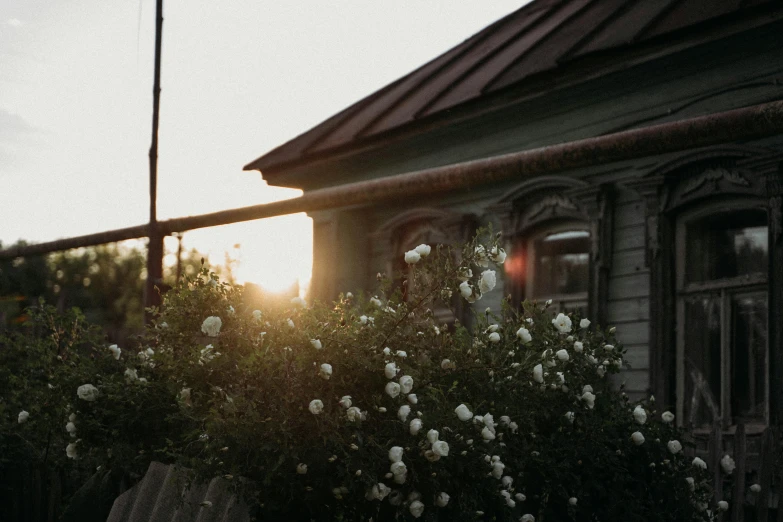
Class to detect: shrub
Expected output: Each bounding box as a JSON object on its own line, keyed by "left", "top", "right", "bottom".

{"left": 3, "top": 234, "right": 725, "bottom": 521}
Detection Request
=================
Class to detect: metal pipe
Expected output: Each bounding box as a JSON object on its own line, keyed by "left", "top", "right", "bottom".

{"left": 2, "top": 99, "right": 783, "bottom": 260}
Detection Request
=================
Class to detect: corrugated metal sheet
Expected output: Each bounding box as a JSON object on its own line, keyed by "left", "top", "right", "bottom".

{"left": 244, "top": 0, "right": 780, "bottom": 176}
{"left": 107, "top": 462, "right": 250, "bottom": 522}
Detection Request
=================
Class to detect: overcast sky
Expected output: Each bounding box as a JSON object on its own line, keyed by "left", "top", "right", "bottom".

{"left": 0, "top": 1, "right": 524, "bottom": 290}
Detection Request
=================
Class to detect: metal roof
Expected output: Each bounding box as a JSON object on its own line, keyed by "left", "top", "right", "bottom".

{"left": 244, "top": 0, "right": 778, "bottom": 177}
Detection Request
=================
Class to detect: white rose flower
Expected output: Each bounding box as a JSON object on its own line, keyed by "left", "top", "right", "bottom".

{"left": 502, "top": 476, "right": 513, "bottom": 488}
{"left": 346, "top": 406, "right": 362, "bottom": 422}
{"left": 579, "top": 318, "right": 591, "bottom": 329}
{"left": 200, "top": 316, "right": 222, "bottom": 337}
{"left": 565, "top": 411, "right": 575, "bottom": 423}
{"left": 66, "top": 421, "right": 76, "bottom": 436}
{"left": 390, "top": 461, "right": 407, "bottom": 483}
{"left": 432, "top": 440, "right": 449, "bottom": 457}
{"left": 370, "top": 296, "right": 383, "bottom": 308}
{"left": 750, "top": 483, "right": 761, "bottom": 493}
{"left": 441, "top": 358, "right": 454, "bottom": 370}
{"left": 516, "top": 327, "right": 532, "bottom": 344}
{"left": 489, "top": 246, "right": 506, "bottom": 264}
{"left": 409, "top": 500, "right": 424, "bottom": 518}
{"left": 415, "top": 244, "right": 431, "bottom": 257}
{"left": 573, "top": 341, "right": 584, "bottom": 352}
{"left": 77, "top": 384, "right": 99, "bottom": 401}
{"left": 296, "top": 463, "right": 308, "bottom": 474}
{"left": 18, "top": 410, "right": 29, "bottom": 424}
{"left": 482, "top": 426, "right": 496, "bottom": 441}
{"left": 385, "top": 382, "right": 401, "bottom": 398}
{"left": 358, "top": 315, "right": 368, "bottom": 325}
{"left": 385, "top": 362, "right": 398, "bottom": 379}
{"left": 339, "top": 395, "right": 352, "bottom": 409}
{"left": 581, "top": 391, "right": 596, "bottom": 409}
{"left": 667, "top": 440, "right": 682, "bottom": 454}
{"left": 459, "top": 281, "right": 473, "bottom": 299}
{"left": 286, "top": 318, "right": 295, "bottom": 328}
{"left": 717, "top": 500, "right": 729, "bottom": 511}
{"left": 252, "top": 309, "right": 262, "bottom": 322}
{"left": 388, "top": 446, "right": 404, "bottom": 463}
{"left": 310, "top": 339, "right": 323, "bottom": 350}
{"left": 533, "top": 364, "right": 544, "bottom": 383}
{"left": 631, "top": 431, "right": 645, "bottom": 445}
{"left": 633, "top": 405, "right": 647, "bottom": 425}
{"left": 552, "top": 313, "right": 572, "bottom": 333}
{"left": 521, "top": 515, "right": 535, "bottom": 522}
{"left": 488, "top": 332, "right": 501, "bottom": 343}
{"left": 686, "top": 477, "right": 695, "bottom": 490}
{"left": 399, "top": 375, "right": 414, "bottom": 394}
{"left": 368, "top": 483, "right": 391, "bottom": 501}
{"left": 66, "top": 442, "right": 78, "bottom": 459}
{"left": 515, "top": 493, "right": 526, "bottom": 501}
{"left": 569, "top": 497, "right": 578, "bottom": 506}
{"left": 319, "top": 363, "right": 333, "bottom": 380}
{"left": 308, "top": 399, "right": 324, "bottom": 415}
{"left": 108, "top": 344, "right": 121, "bottom": 360}
{"left": 491, "top": 461, "right": 504, "bottom": 478}
{"left": 404, "top": 250, "right": 421, "bottom": 264}
{"left": 692, "top": 457, "right": 707, "bottom": 469}
{"left": 407, "top": 394, "right": 418, "bottom": 404}
{"left": 435, "top": 492, "right": 450, "bottom": 507}
{"left": 479, "top": 270, "right": 496, "bottom": 293}
{"left": 409, "top": 418, "right": 423, "bottom": 435}
{"left": 290, "top": 296, "right": 306, "bottom": 307}
{"left": 661, "top": 411, "right": 675, "bottom": 423}
{"left": 720, "top": 454, "right": 736, "bottom": 474}
{"left": 427, "top": 429, "right": 439, "bottom": 444}
{"left": 398, "top": 405, "right": 411, "bottom": 422}
{"left": 455, "top": 404, "right": 474, "bottom": 422}
{"left": 556, "top": 349, "right": 569, "bottom": 362}
{"left": 395, "top": 350, "right": 407, "bottom": 358}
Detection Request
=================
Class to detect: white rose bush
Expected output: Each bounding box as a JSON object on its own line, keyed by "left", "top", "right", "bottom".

{"left": 1, "top": 235, "right": 736, "bottom": 521}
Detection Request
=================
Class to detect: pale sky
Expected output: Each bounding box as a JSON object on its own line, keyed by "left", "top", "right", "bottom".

{"left": 0, "top": 1, "right": 525, "bottom": 291}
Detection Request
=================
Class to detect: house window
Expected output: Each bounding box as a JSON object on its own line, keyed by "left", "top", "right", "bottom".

{"left": 515, "top": 224, "right": 590, "bottom": 313}
{"left": 676, "top": 204, "right": 769, "bottom": 428}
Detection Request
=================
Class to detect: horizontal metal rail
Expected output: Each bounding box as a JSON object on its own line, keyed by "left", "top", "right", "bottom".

{"left": 2, "top": 99, "right": 783, "bottom": 260}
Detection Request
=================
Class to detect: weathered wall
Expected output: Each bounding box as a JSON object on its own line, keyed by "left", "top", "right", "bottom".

{"left": 303, "top": 23, "right": 783, "bottom": 400}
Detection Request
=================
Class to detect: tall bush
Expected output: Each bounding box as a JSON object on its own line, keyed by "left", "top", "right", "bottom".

{"left": 4, "top": 234, "right": 727, "bottom": 521}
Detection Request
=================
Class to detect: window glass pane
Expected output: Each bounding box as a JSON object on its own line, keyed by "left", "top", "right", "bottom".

{"left": 685, "top": 209, "right": 767, "bottom": 283}
{"left": 731, "top": 293, "right": 767, "bottom": 423}
{"left": 533, "top": 230, "right": 589, "bottom": 296}
{"left": 683, "top": 295, "right": 721, "bottom": 428}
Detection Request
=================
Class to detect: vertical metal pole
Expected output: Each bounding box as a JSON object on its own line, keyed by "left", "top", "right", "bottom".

{"left": 144, "top": 0, "right": 164, "bottom": 322}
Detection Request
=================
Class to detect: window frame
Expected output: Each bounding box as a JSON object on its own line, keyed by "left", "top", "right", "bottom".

{"left": 674, "top": 199, "right": 770, "bottom": 429}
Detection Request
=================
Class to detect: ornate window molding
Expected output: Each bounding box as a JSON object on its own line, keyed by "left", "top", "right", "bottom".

{"left": 628, "top": 145, "right": 783, "bottom": 426}
{"left": 372, "top": 208, "right": 477, "bottom": 325}
{"left": 492, "top": 176, "right": 615, "bottom": 323}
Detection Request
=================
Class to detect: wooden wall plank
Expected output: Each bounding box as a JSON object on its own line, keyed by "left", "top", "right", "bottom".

{"left": 608, "top": 273, "right": 650, "bottom": 299}
{"left": 610, "top": 249, "right": 648, "bottom": 278}
{"left": 608, "top": 298, "right": 650, "bottom": 323}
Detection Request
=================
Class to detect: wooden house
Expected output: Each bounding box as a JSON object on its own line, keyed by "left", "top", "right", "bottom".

{"left": 244, "top": 0, "right": 783, "bottom": 436}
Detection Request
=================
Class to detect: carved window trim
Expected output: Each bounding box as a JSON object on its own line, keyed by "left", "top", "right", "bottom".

{"left": 491, "top": 177, "right": 615, "bottom": 323}
{"left": 629, "top": 145, "right": 783, "bottom": 426}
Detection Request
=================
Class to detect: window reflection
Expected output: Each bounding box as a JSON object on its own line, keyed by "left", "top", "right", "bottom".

{"left": 531, "top": 230, "right": 589, "bottom": 297}
{"left": 685, "top": 209, "right": 767, "bottom": 283}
